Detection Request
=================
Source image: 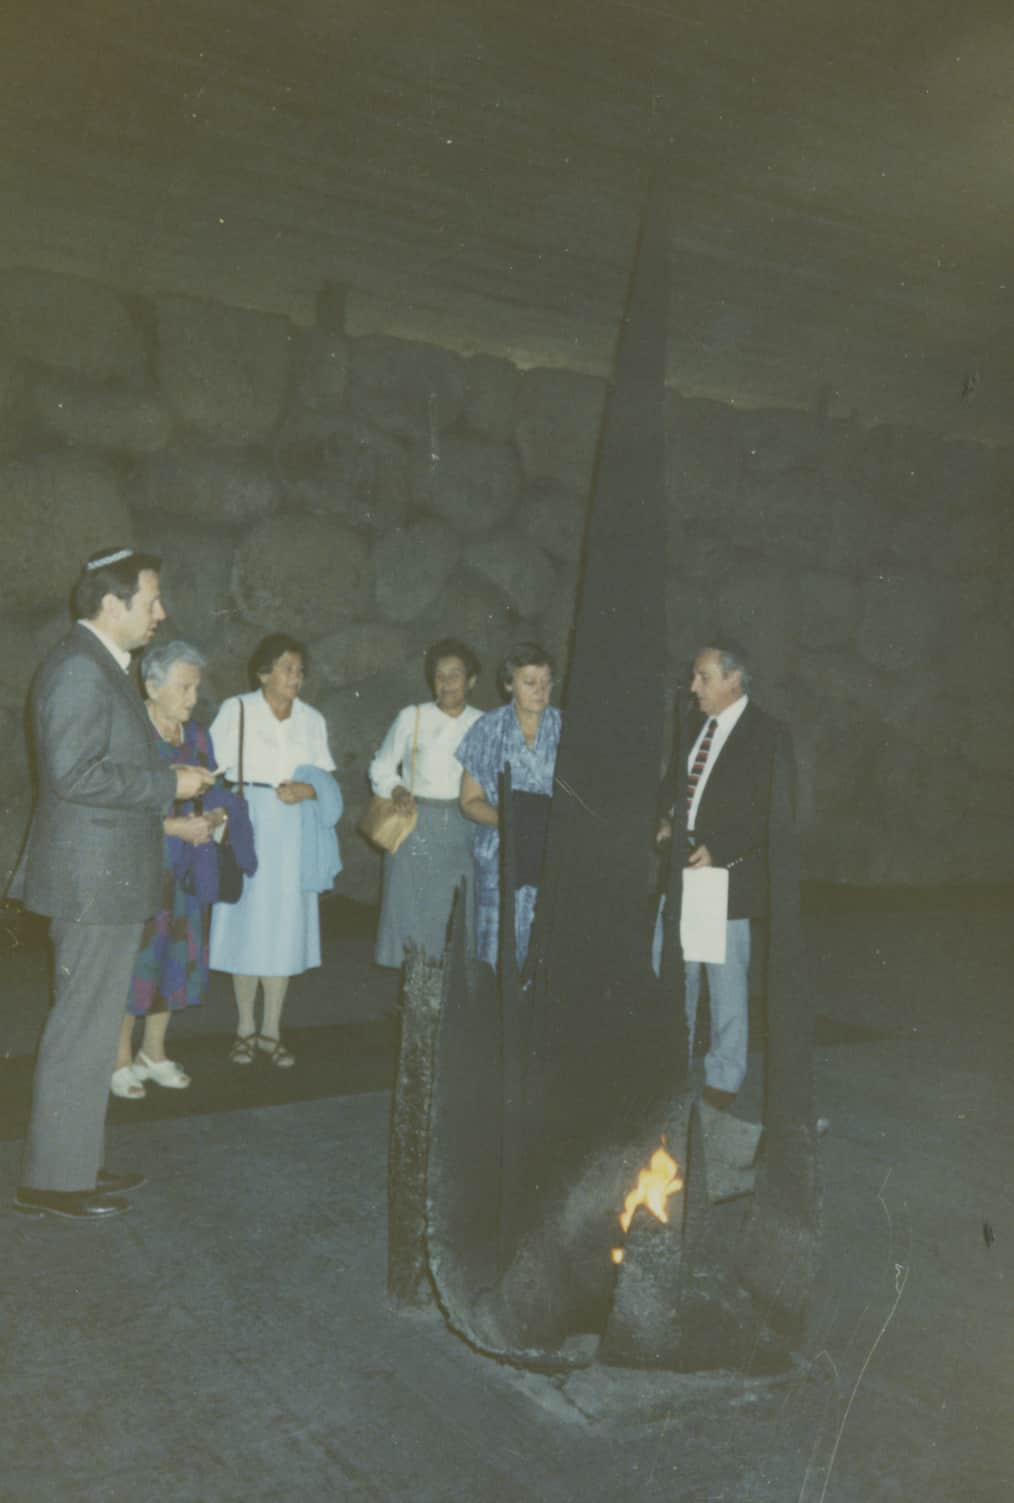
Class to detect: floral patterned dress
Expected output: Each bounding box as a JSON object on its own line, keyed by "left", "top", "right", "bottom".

{"left": 127, "top": 719, "right": 214, "bottom": 1016}
{"left": 455, "top": 703, "right": 562, "bottom": 968}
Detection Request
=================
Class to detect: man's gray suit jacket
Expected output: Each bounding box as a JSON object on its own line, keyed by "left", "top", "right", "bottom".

{"left": 14, "top": 624, "right": 176, "bottom": 924}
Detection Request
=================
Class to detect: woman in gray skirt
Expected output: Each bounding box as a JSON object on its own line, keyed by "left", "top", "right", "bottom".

{"left": 369, "top": 639, "right": 482, "bottom": 967}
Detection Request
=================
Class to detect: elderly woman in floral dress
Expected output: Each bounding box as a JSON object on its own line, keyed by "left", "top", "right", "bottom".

{"left": 111, "top": 641, "right": 233, "bottom": 1099}
{"left": 457, "top": 642, "right": 561, "bottom": 970}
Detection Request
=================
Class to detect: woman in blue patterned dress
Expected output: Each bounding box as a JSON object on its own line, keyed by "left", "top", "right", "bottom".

{"left": 457, "top": 643, "right": 561, "bottom": 969}
{"left": 111, "top": 641, "right": 226, "bottom": 1099}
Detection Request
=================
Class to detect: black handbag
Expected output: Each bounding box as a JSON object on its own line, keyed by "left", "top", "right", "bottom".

{"left": 182, "top": 701, "right": 246, "bottom": 904}
{"left": 213, "top": 700, "right": 246, "bottom": 905}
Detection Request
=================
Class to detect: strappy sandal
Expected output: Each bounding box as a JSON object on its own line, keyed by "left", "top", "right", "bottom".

{"left": 111, "top": 1065, "right": 146, "bottom": 1099}
{"left": 256, "top": 1035, "right": 295, "bottom": 1069}
{"left": 228, "top": 1034, "right": 258, "bottom": 1065}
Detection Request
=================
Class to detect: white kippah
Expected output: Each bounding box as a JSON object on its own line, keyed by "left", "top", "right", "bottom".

{"left": 85, "top": 548, "right": 135, "bottom": 570}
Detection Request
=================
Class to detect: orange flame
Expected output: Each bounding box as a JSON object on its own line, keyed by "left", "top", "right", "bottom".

{"left": 611, "top": 1143, "right": 683, "bottom": 1265}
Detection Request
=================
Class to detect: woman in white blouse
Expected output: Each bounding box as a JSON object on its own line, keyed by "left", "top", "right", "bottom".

{"left": 369, "top": 638, "right": 482, "bottom": 967}
{"left": 209, "top": 634, "right": 339, "bottom": 1067}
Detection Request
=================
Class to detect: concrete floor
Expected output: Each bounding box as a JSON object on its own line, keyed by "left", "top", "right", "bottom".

{"left": 1, "top": 890, "right": 1012, "bottom": 1502}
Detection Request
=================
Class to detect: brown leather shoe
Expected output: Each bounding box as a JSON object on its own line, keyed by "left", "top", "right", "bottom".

{"left": 14, "top": 1187, "right": 130, "bottom": 1220}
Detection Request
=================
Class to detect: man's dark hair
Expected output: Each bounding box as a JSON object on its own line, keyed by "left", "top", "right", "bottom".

{"left": 248, "top": 633, "right": 308, "bottom": 685}
{"left": 72, "top": 547, "right": 161, "bottom": 621}
{"left": 699, "top": 637, "right": 752, "bottom": 695}
{"left": 498, "top": 641, "right": 554, "bottom": 697}
{"left": 423, "top": 637, "right": 481, "bottom": 694}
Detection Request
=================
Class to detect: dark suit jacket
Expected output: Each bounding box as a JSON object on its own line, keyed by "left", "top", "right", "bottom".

{"left": 659, "top": 700, "right": 794, "bottom": 920}
{"left": 11, "top": 624, "right": 176, "bottom": 923}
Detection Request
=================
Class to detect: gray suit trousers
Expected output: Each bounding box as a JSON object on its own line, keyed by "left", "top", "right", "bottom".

{"left": 20, "top": 919, "right": 144, "bottom": 1192}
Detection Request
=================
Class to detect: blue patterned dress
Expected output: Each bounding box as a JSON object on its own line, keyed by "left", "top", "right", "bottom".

{"left": 455, "top": 703, "right": 562, "bottom": 967}
{"left": 127, "top": 720, "right": 213, "bottom": 1016}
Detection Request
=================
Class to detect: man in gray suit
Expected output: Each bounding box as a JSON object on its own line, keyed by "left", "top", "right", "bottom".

{"left": 12, "top": 546, "right": 216, "bottom": 1220}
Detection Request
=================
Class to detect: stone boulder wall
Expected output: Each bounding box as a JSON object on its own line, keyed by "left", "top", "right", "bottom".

{"left": 462, "top": 353, "right": 522, "bottom": 443}
{"left": 0, "top": 453, "right": 132, "bottom": 614}
{"left": 519, "top": 483, "right": 587, "bottom": 564}
{"left": 134, "top": 443, "right": 279, "bottom": 525}
{"left": 31, "top": 381, "right": 174, "bottom": 455}
{"left": 374, "top": 520, "right": 460, "bottom": 624}
{"left": 0, "top": 267, "right": 1011, "bottom": 896}
{"left": 139, "top": 519, "right": 240, "bottom": 650}
{"left": 0, "top": 269, "right": 146, "bottom": 384}
{"left": 463, "top": 533, "right": 556, "bottom": 620}
{"left": 349, "top": 335, "right": 468, "bottom": 441}
{"left": 412, "top": 435, "right": 521, "bottom": 537}
{"left": 311, "top": 622, "right": 412, "bottom": 690}
{"left": 231, "top": 515, "right": 373, "bottom": 639}
{"left": 274, "top": 417, "right": 410, "bottom": 533}
{"left": 514, "top": 367, "right": 607, "bottom": 494}
{"left": 157, "top": 296, "right": 293, "bottom": 444}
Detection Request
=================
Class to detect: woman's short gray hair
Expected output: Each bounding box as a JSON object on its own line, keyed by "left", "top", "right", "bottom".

{"left": 141, "top": 639, "right": 208, "bottom": 689}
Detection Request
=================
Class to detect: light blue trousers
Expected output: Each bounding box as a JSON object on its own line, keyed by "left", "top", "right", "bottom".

{"left": 685, "top": 918, "right": 751, "bottom": 1094}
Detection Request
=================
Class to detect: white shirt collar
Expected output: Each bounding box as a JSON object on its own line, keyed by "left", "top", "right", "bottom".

{"left": 79, "top": 619, "right": 132, "bottom": 672}
{"left": 712, "top": 693, "right": 749, "bottom": 731}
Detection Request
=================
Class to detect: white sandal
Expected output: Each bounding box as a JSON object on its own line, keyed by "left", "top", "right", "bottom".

{"left": 133, "top": 1051, "right": 191, "bottom": 1090}
{"left": 111, "top": 1065, "right": 146, "bottom": 1100}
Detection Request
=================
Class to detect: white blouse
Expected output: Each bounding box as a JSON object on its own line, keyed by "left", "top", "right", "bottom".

{"left": 209, "top": 691, "right": 336, "bottom": 786}
{"left": 369, "top": 701, "right": 483, "bottom": 800}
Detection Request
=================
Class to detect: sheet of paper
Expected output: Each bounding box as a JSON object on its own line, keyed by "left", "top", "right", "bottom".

{"left": 680, "top": 866, "right": 729, "bottom": 963}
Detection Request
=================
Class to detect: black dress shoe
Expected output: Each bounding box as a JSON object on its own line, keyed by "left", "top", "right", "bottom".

{"left": 13, "top": 1188, "right": 130, "bottom": 1220}
{"left": 97, "top": 1169, "right": 147, "bottom": 1194}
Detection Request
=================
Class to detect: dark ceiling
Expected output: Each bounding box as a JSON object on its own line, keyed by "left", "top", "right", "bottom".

{"left": 3, "top": 0, "right": 1014, "bottom": 438}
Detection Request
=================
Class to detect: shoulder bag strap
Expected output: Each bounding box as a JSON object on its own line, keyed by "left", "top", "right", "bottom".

{"left": 237, "top": 699, "right": 246, "bottom": 799}
{"left": 409, "top": 706, "right": 420, "bottom": 792}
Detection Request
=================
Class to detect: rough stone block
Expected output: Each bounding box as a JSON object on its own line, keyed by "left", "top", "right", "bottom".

{"left": 134, "top": 443, "right": 279, "bottom": 525}
{"left": 462, "top": 353, "right": 521, "bottom": 442}
{"left": 797, "top": 570, "right": 859, "bottom": 650}
{"left": 311, "top": 622, "right": 412, "bottom": 689}
{"left": 274, "top": 416, "right": 410, "bottom": 533}
{"left": 288, "top": 328, "right": 349, "bottom": 414}
{"left": 0, "top": 454, "right": 132, "bottom": 614}
{"left": 540, "top": 563, "right": 581, "bottom": 686}
{"left": 514, "top": 367, "right": 606, "bottom": 493}
{"left": 0, "top": 270, "right": 146, "bottom": 384}
{"left": 855, "top": 573, "right": 940, "bottom": 673}
{"left": 731, "top": 469, "right": 827, "bottom": 567}
{"left": 349, "top": 335, "right": 467, "bottom": 440}
{"left": 231, "top": 515, "right": 372, "bottom": 637}
{"left": 738, "top": 407, "right": 826, "bottom": 476}
{"left": 413, "top": 436, "right": 521, "bottom": 537}
{"left": 0, "top": 621, "right": 38, "bottom": 712}
{"left": 717, "top": 564, "right": 797, "bottom": 687}
{"left": 157, "top": 296, "right": 294, "bottom": 443}
{"left": 463, "top": 532, "right": 556, "bottom": 620}
{"left": 519, "top": 483, "right": 587, "bottom": 563}
{"left": 374, "top": 520, "right": 460, "bottom": 624}
{"left": 134, "top": 518, "right": 239, "bottom": 649}
{"left": 665, "top": 395, "right": 743, "bottom": 522}
{"left": 31, "top": 380, "right": 173, "bottom": 454}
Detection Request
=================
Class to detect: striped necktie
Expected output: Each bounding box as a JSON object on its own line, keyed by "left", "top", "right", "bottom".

{"left": 686, "top": 717, "right": 719, "bottom": 813}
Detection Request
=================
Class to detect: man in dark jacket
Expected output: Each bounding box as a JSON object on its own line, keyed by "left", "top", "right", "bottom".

{"left": 656, "top": 640, "right": 795, "bottom": 1108}
{"left": 11, "top": 547, "right": 215, "bottom": 1219}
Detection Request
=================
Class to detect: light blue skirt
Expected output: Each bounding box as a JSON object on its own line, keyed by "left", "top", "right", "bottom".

{"left": 209, "top": 787, "right": 321, "bottom": 977}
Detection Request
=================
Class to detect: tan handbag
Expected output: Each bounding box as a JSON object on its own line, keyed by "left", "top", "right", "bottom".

{"left": 359, "top": 707, "right": 420, "bottom": 854}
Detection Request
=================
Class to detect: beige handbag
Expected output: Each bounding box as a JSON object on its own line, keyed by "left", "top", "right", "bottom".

{"left": 358, "top": 707, "right": 420, "bottom": 854}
